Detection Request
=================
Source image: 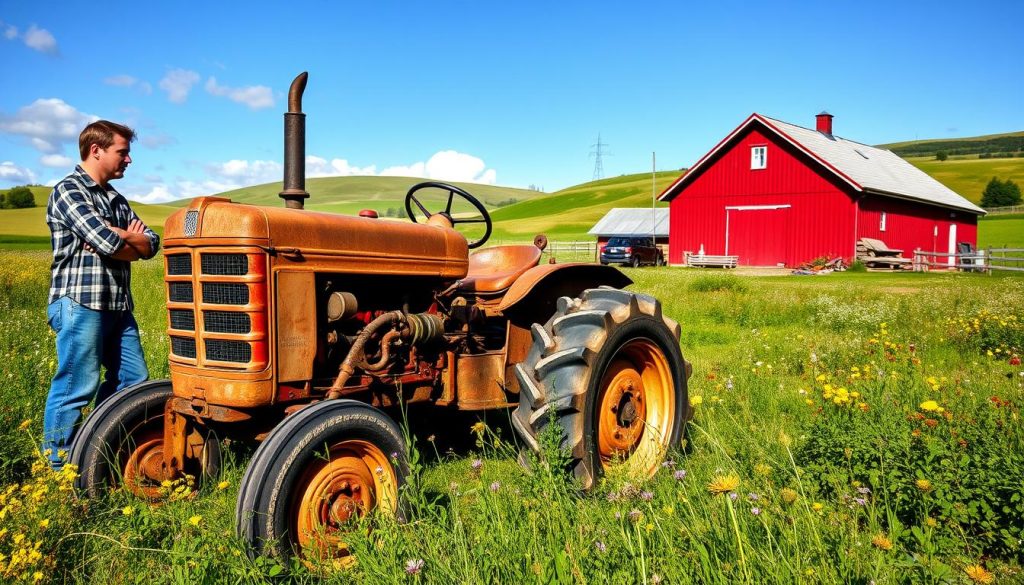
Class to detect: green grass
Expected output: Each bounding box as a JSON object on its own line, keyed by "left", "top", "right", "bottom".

{"left": 906, "top": 155, "right": 1024, "bottom": 203}
{"left": 1, "top": 251, "right": 1022, "bottom": 583}
{"left": 978, "top": 215, "right": 1024, "bottom": 249}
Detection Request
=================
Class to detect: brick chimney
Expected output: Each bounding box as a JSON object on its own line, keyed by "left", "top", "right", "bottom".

{"left": 816, "top": 111, "right": 834, "bottom": 135}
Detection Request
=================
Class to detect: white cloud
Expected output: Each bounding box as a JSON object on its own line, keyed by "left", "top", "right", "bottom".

{"left": 159, "top": 69, "right": 200, "bottom": 104}
{"left": 207, "top": 159, "right": 282, "bottom": 185}
{"left": 139, "top": 132, "right": 176, "bottom": 149}
{"left": 40, "top": 154, "right": 72, "bottom": 168}
{"left": 306, "top": 155, "right": 377, "bottom": 178}
{"left": 205, "top": 77, "right": 274, "bottom": 110}
{"left": 23, "top": 24, "right": 57, "bottom": 54}
{"left": 0, "top": 161, "right": 36, "bottom": 185}
{"left": 0, "top": 98, "right": 98, "bottom": 153}
{"left": 104, "top": 74, "right": 152, "bottom": 95}
{"left": 2, "top": 23, "right": 17, "bottom": 40}
{"left": 381, "top": 150, "right": 497, "bottom": 184}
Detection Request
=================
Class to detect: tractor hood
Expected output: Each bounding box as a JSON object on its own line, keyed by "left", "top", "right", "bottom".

{"left": 164, "top": 197, "right": 469, "bottom": 279}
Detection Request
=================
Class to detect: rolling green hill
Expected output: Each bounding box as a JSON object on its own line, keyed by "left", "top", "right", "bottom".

{"left": 904, "top": 156, "right": 1024, "bottom": 204}
{"left": 879, "top": 130, "right": 1024, "bottom": 158}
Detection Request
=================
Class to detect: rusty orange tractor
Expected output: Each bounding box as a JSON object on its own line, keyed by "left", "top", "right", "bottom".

{"left": 70, "top": 72, "right": 691, "bottom": 564}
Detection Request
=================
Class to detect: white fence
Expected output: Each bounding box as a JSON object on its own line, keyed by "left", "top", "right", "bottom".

{"left": 913, "top": 248, "right": 1024, "bottom": 273}
{"left": 983, "top": 205, "right": 1024, "bottom": 215}
{"left": 545, "top": 241, "right": 597, "bottom": 262}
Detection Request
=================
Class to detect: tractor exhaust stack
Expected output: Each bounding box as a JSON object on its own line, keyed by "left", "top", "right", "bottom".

{"left": 279, "top": 72, "right": 310, "bottom": 210}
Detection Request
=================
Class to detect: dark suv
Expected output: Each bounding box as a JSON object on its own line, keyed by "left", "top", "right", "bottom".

{"left": 600, "top": 236, "right": 664, "bottom": 267}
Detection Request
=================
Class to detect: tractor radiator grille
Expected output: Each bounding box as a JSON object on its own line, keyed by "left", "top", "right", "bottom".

{"left": 164, "top": 249, "right": 266, "bottom": 370}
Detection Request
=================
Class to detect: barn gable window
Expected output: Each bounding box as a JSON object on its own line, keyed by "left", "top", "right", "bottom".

{"left": 751, "top": 146, "right": 767, "bottom": 170}
{"left": 880, "top": 212, "right": 887, "bottom": 232}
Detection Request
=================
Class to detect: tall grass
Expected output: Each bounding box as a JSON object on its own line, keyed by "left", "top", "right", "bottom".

{"left": 1, "top": 252, "right": 1022, "bottom": 583}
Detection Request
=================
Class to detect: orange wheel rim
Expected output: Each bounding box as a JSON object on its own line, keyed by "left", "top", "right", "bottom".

{"left": 122, "top": 428, "right": 167, "bottom": 500}
{"left": 596, "top": 338, "right": 674, "bottom": 477}
{"left": 292, "top": 440, "right": 397, "bottom": 567}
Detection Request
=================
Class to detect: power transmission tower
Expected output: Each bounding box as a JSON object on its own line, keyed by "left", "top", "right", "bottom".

{"left": 590, "top": 133, "right": 610, "bottom": 181}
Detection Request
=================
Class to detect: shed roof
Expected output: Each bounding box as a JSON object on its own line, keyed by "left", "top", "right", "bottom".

{"left": 588, "top": 208, "right": 669, "bottom": 237}
{"left": 659, "top": 114, "right": 985, "bottom": 215}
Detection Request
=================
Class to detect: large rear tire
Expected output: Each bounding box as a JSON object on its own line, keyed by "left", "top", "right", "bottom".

{"left": 235, "top": 400, "right": 408, "bottom": 568}
{"left": 511, "top": 288, "right": 689, "bottom": 490}
{"left": 69, "top": 379, "right": 221, "bottom": 499}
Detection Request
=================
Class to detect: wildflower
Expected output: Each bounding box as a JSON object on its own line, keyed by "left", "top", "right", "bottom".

{"left": 754, "top": 463, "right": 772, "bottom": 477}
{"left": 662, "top": 459, "right": 675, "bottom": 468}
{"left": 628, "top": 509, "right": 642, "bottom": 523}
{"left": 470, "top": 421, "right": 486, "bottom": 435}
{"left": 812, "top": 502, "right": 824, "bottom": 512}
{"left": 640, "top": 491, "right": 653, "bottom": 501}
{"left": 18, "top": 419, "right": 31, "bottom": 431}
{"left": 747, "top": 492, "right": 760, "bottom": 501}
{"left": 725, "top": 378, "right": 734, "bottom": 390}
{"left": 405, "top": 558, "right": 426, "bottom": 575}
{"left": 751, "top": 507, "right": 761, "bottom": 516}
{"left": 856, "top": 486, "right": 871, "bottom": 495}
{"left": 780, "top": 488, "right": 798, "bottom": 505}
{"left": 915, "top": 479, "right": 933, "bottom": 492}
{"left": 33, "top": 572, "right": 43, "bottom": 582}
{"left": 651, "top": 574, "right": 663, "bottom": 585}
{"left": 708, "top": 473, "right": 740, "bottom": 495}
{"left": 188, "top": 515, "right": 202, "bottom": 526}
{"left": 595, "top": 540, "right": 606, "bottom": 553}
{"left": 122, "top": 506, "right": 135, "bottom": 516}
{"left": 674, "top": 469, "right": 687, "bottom": 481}
{"left": 963, "top": 564, "right": 994, "bottom": 584}
{"left": 690, "top": 395, "right": 703, "bottom": 406}
{"left": 925, "top": 517, "right": 938, "bottom": 528}
{"left": 217, "top": 480, "right": 230, "bottom": 490}
{"left": 920, "top": 400, "right": 939, "bottom": 412}
{"left": 728, "top": 492, "right": 738, "bottom": 501}
{"left": 490, "top": 481, "right": 500, "bottom": 492}
{"left": 853, "top": 497, "right": 867, "bottom": 506}
{"left": 871, "top": 533, "right": 893, "bottom": 550}
{"left": 38, "top": 518, "right": 49, "bottom": 528}
{"left": 471, "top": 459, "right": 483, "bottom": 471}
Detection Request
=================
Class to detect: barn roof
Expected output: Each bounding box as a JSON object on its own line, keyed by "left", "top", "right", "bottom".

{"left": 659, "top": 113, "right": 986, "bottom": 215}
{"left": 588, "top": 208, "right": 669, "bottom": 237}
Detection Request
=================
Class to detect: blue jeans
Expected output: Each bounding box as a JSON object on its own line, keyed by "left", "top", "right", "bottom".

{"left": 43, "top": 297, "right": 149, "bottom": 469}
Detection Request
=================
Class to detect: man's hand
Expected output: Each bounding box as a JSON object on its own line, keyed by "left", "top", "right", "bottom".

{"left": 108, "top": 220, "right": 153, "bottom": 261}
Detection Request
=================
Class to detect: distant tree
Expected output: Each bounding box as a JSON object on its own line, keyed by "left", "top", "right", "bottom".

{"left": 4, "top": 186, "right": 35, "bottom": 209}
{"left": 0, "top": 192, "right": 5, "bottom": 209}
{"left": 980, "top": 177, "right": 1023, "bottom": 208}
{"left": 935, "top": 151, "right": 948, "bottom": 161}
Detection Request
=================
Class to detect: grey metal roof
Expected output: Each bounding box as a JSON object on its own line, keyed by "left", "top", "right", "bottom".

{"left": 762, "top": 116, "right": 985, "bottom": 215}
{"left": 588, "top": 208, "right": 669, "bottom": 237}
{"left": 660, "top": 113, "right": 985, "bottom": 215}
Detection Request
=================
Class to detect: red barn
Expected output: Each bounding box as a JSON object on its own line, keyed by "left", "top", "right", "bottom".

{"left": 658, "top": 113, "right": 986, "bottom": 267}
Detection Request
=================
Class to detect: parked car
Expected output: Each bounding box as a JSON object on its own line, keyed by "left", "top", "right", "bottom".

{"left": 600, "top": 236, "right": 665, "bottom": 267}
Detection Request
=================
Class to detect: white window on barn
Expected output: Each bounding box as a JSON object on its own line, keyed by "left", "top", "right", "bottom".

{"left": 880, "top": 212, "right": 887, "bottom": 232}
{"left": 751, "top": 146, "right": 767, "bottom": 170}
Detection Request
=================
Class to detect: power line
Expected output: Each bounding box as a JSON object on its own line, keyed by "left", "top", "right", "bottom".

{"left": 590, "top": 133, "right": 610, "bottom": 181}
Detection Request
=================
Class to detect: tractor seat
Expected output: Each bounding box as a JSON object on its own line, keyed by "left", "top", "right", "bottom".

{"left": 454, "top": 245, "right": 543, "bottom": 296}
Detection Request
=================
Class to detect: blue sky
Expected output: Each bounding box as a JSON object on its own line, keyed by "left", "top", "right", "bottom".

{"left": 1, "top": 1, "right": 1021, "bottom": 203}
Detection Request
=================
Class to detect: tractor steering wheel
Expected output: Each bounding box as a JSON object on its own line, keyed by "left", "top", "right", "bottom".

{"left": 404, "top": 181, "right": 492, "bottom": 249}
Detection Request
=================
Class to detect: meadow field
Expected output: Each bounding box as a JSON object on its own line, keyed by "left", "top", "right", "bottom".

{"left": 0, "top": 250, "right": 1021, "bottom": 584}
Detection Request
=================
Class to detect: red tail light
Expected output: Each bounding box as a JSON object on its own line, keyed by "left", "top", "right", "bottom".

{"left": 625, "top": 247, "right": 632, "bottom": 254}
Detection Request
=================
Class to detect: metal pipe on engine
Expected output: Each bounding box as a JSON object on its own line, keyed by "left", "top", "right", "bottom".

{"left": 327, "top": 310, "right": 405, "bottom": 399}
{"left": 279, "top": 72, "right": 310, "bottom": 210}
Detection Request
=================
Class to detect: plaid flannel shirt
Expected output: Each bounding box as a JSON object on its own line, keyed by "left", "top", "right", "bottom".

{"left": 47, "top": 165, "right": 160, "bottom": 311}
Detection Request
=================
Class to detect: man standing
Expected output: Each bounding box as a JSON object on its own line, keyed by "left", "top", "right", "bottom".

{"left": 43, "top": 120, "right": 160, "bottom": 469}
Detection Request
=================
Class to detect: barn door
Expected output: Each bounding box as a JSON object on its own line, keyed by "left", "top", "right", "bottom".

{"left": 725, "top": 205, "right": 791, "bottom": 266}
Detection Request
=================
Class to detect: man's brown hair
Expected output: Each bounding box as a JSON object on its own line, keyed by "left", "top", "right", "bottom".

{"left": 78, "top": 120, "right": 136, "bottom": 161}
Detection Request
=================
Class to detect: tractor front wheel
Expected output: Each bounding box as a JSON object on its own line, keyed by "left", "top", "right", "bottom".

{"left": 235, "top": 400, "right": 408, "bottom": 568}
{"left": 512, "top": 288, "right": 690, "bottom": 490}
{"left": 69, "top": 380, "right": 221, "bottom": 499}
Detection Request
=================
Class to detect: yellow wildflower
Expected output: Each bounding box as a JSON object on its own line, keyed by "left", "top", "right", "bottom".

{"left": 920, "top": 400, "right": 939, "bottom": 412}
{"left": 707, "top": 473, "right": 740, "bottom": 495}
{"left": 964, "top": 564, "right": 994, "bottom": 584}
{"left": 19, "top": 419, "right": 32, "bottom": 431}
{"left": 779, "top": 488, "right": 798, "bottom": 505}
{"left": 915, "top": 479, "right": 933, "bottom": 492}
{"left": 188, "top": 515, "right": 202, "bottom": 526}
{"left": 122, "top": 506, "right": 134, "bottom": 516}
{"left": 690, "top": 395, "right": 703, "bottom": 406}
{"left": 811, "top": 502, "right": 824, "bottom": 512}
{"left": 38, "top": 518, "right": 49, "bottom": 529}
{"left": 217, "top": 480, "right": 230, "bottom": 490}
{"left": 871, "top": 533, "right": 893, "bottom": 551}
{"left": 470, "top": 421, "right": 486, "bottom": 435}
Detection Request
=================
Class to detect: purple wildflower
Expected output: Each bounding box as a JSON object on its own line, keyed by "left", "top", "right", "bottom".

{"left": 747, "top": 493, "right": 760, "bottom": 501}
{"left": 662, "top": 459, "right": 676, "bottom": 468}
{"left": 471, "top": 458, "right": 483, "bottom": 471}
{"left": 640, "top": 491, "right": 654, "bottom": 502}
{"left": 857, "top": 486, "right": 871, "bottom": 495}
{"left": 751, "top": 507, "right": 762, "bottom": 516}
{"left": 607, "top": 490, "right": 620, "bottom": 503}
{"left": 628, "top": 509, "right": 642, "bottom": 523}
{"left": 490, "top": 481, "right": 500, "bottom": 492}
{"left": 595, "top": 540, "right": 607, "bottom": 553}
{"left": 728, "top": 492, "right": 738, "bottom": 501}
{"left": 854, "top": 497, "right": 867, "bottom": 506}
{"left": 674, "top": 469, "right": 687, "bottom": 481}
{"left": 405, "top": 559, "right": 425, "bottom": 575}
{"left": 614, "top": 511, "right": 622, "bottom": 520}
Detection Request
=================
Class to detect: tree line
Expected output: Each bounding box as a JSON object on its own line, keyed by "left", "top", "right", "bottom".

{"left": 889, "top": 135, "right": 1024, "bottom": 158}
{"left": 0, "top": 185, "right": 37, "bottom": 209}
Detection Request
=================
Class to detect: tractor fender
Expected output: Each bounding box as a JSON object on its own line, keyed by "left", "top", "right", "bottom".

{"left": 496, "top": 262, "right": 632, "bottom": 324}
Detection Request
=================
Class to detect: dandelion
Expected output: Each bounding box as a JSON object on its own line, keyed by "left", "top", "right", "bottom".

{"left": 915, "top": 479, "right": 933, "bottom": 492}
{"left": 780, "top": 488, "right": 798, "bottom": 505}
{"left": 812, "top": 502, "right": 824, "bottom": 512}
{"left": 122, "top": 506, "right": 134, "bottom": 516}
{"left": 188, "top": 515, "right": 202, "bottom": 526}
{"left": 964, "top": 564, "right": 994, "bottom": 584}
{"left": 470, "top": 421, "right": 486, "bottom": 435}
{"left": 18, "top": 419, "right": 31, "bottom": 431}
{"left": 674, "top": 469, "right": 687, "bottom": 481}
{"left": 708, "top": 473, "right": 740, "bottom": 495}
{"left": 405, "top": 558, "right": 425, "bottom": 575}
{"left": 217, "top": 480, "right": 230, "bottom": 490}
{"left": 690, "top": 395, "right": 703, "bottom": 406}
{"left": 920, "top": 400, "right": 940, "bottom": 412}
{"left": 872, "top": 533, "right": 893, "bottom": 551}
{"left": 38, "top": 518, "right": 49, "bottom": 528}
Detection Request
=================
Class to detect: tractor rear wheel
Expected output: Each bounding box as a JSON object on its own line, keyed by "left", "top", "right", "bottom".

{"left": 235, "top": 400, "right": 408, "bottom": 568}
{"left": 69, "top": 380, "right": 221, "bottom": 499}
{"left": 511, "top": 288, "right": 690, "bottom": 490}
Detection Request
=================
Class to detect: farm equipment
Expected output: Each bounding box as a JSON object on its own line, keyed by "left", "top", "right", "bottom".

{"left": 70, "top": 72, "right": 692, "bottom": 564}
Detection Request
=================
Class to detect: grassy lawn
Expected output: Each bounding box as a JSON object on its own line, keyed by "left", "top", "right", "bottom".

{"left": 1, "top": 251, "right": 1021, "bottom": 583}
{"left": 907, "top": 156, "right": 1024, "bottom": 204}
